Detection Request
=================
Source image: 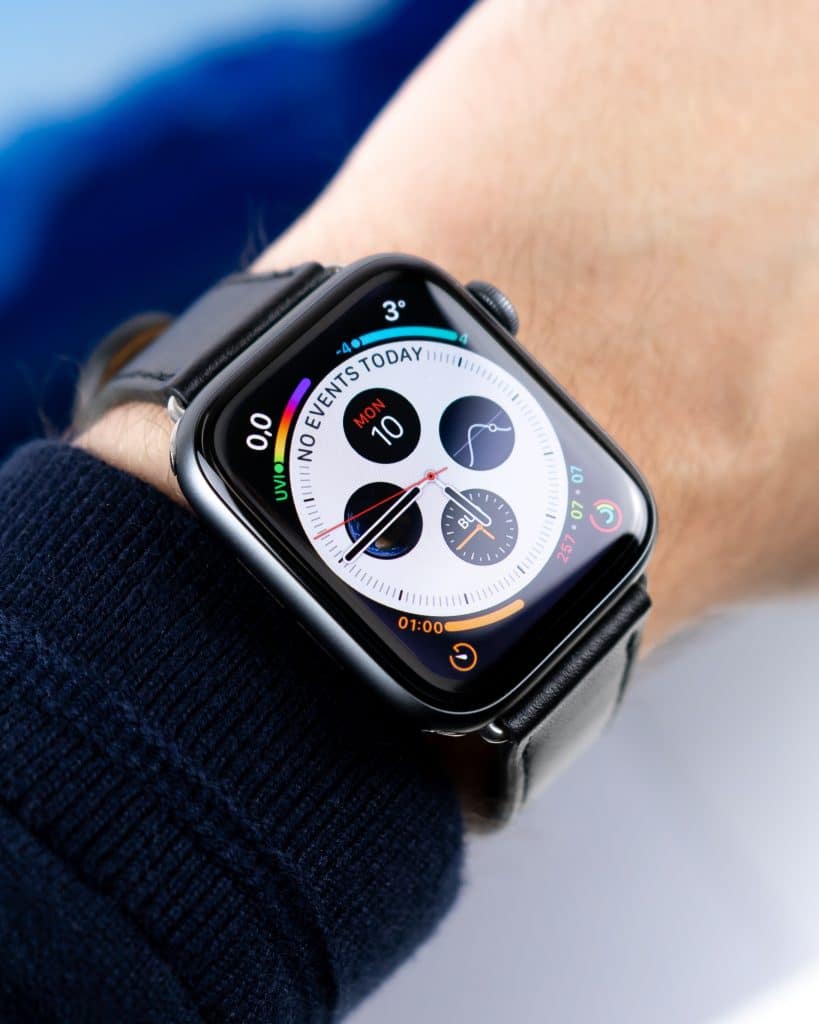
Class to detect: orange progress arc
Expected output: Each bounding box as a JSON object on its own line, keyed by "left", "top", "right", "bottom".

{"left": 444, "top": 598, "right": 525, "bottom": 633}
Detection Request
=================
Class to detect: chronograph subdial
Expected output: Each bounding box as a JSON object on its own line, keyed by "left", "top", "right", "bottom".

{"left": 441, "top": 489, "right": 518, "bottom": 565}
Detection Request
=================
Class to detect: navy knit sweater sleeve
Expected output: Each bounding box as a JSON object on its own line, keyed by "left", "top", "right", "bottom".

{"left": 0, "top": 441, "right": 462, "bottom": 1022}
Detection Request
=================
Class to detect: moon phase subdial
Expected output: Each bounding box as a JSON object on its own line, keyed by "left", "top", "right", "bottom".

{"left": 441, "top": 489, "right": 518, "bottom": 565}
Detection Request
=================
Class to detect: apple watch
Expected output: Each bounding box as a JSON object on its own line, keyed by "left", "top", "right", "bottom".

{"left": 75, "top": 254, "right": 656, "bottom": 827}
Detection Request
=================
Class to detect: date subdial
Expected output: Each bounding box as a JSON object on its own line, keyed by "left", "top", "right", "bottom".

{"left": 441, "top": 488, "right": 517, "bottom": 565}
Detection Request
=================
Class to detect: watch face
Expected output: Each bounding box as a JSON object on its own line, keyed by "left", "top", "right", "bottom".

{"left": 202, "top": 262, "right": 654, "bottom": 714}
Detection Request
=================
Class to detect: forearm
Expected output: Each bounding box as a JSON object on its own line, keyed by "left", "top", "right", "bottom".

{"left": 83, "top": 0, "right": 819, "bottom": 649}
{"left": 259, "top": 0, "right": 819, "bottom": 641}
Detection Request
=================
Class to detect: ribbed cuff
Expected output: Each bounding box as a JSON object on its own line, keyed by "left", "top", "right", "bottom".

{"left": 0, "top": 441, "right": 462, "bottom": 1021}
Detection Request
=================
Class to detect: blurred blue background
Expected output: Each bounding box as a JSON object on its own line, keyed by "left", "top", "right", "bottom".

{"left": 0, "top": 0, "right": 470, "bottom": 458}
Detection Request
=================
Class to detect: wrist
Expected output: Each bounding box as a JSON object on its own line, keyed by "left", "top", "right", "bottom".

{"left": 72, "top": 224, "right": 713, "bottom": 654}
{"left": 76, "top": 401, "right": 182, "bottom": 503}
{"left": 74, "top": 240, "right": 683, "bottom": 654}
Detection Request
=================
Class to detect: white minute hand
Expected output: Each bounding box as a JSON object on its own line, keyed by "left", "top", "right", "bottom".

{"left": 432, "top": 479, "right": 492, "bottom": 528}
{"left": 344, "top": 485, "right": 424, "bottom": 563}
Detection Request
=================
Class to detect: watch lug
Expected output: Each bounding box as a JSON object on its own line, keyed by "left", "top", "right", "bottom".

{"left": 167, "top": 395, "right": 186, "bottom": 477}
{"left": 479, "top": 721, "right": 509, "bottom": 744}
{"left": 167, "top": 394, "right": 187, "bottom": 423}
{"left": 466, "top": 281, "right": 520, "bottom": 336}
{"left": 169, "top": 422, "right": 179, "bottom": 477}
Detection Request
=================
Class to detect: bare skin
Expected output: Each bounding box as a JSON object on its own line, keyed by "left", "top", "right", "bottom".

{"left": 79, "top": 0, "right": 819, "bottom": 648}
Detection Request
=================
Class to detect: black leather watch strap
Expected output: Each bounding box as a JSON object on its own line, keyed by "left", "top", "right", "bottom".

{"left": 442, "top": 579, "right": 650, "bottom": 829}
{"left": 73, "top": 264, "right": 333, "bottom": 430}
{"left": 75, "top": 264, "right": 650, "bottom": 829}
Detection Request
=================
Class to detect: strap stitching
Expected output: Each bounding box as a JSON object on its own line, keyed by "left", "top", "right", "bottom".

{"left": 221, "top": 268, "right": 301, "bottom": 284}
{"left": 112, "top": 369, "right": 174, "bottom": 383}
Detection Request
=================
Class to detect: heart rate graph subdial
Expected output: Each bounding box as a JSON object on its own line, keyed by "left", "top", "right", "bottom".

{"left": 439, "top": 395, "right": 515, "bottom": 471}
{"left": 441, "top": 488, "right": 518, "bottom": 565}
{"left": 343, "top": 481, "right": 423, "bottom": 560}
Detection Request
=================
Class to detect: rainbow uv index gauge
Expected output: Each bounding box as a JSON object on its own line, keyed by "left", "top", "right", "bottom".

{"left": 273, "top": 377, "right": 312, "bottom": 473}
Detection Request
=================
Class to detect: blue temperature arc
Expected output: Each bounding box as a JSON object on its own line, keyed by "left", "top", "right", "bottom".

{"left": 336, "top": 325, "right": 465, "bottom": 356}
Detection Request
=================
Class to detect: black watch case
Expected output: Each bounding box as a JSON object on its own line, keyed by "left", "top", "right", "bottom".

{"left": 173, "top": 254, "right": 657, "bottom": 733}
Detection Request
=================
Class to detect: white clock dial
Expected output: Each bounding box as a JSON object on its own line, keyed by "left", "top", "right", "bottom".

{"left": 289, "top": 340, "right": 567, "bottom": 615}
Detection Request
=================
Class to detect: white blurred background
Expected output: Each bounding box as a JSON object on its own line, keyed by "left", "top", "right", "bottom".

{"left": 352, "top": 594, "right": 819, "bottom": 1023}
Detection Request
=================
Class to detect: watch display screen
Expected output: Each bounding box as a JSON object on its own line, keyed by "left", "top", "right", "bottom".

{"left": 204, "top": 266, "right": 653, "bottom": 713}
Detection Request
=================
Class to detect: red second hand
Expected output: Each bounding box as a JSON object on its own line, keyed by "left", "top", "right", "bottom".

{"left": 313, "top": 467, "right": 447, "bottom": 540}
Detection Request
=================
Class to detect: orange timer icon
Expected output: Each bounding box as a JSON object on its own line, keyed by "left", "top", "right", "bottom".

{"left": 449, "top": 642, "right": 478, "bottom": 672}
